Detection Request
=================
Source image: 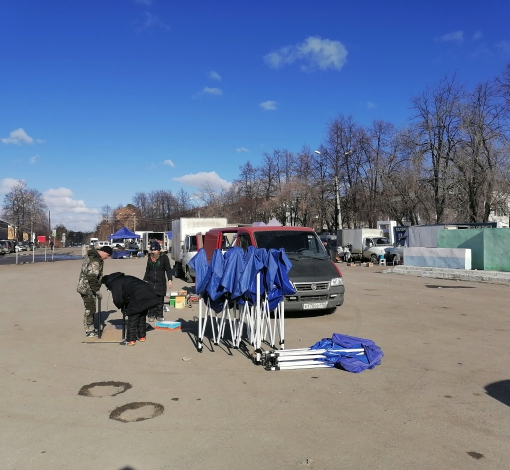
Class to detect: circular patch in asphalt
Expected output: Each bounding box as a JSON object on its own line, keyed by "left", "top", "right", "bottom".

{"left": 78, "top": 381, "right": 132, "bottom": 398}
{"left": 109, "top": 402, "right": 164, "bottom": 423}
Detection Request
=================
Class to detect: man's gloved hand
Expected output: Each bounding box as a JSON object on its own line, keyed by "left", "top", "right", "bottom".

{"left": 85, "top": 290, "right": 94, "bottom": 297}
{"left": 95, "top": 291, "right": 103, "bottom": 300}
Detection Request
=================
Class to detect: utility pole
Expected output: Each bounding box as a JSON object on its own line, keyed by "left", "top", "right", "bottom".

{"left": 334, "top": 175, "right": 342, "bottom": 231}
{"left": 132, "top": 213, "right": 136, "bottom": 232}
{"left": 48, "top": 210, "right": 51, "bottom": 246}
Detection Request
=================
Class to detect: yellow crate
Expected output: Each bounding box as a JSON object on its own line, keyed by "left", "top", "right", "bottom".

{"left": 174, "top": 295, "right": 186, "bottom": 309}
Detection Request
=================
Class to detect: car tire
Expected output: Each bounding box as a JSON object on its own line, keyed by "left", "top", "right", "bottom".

{"left": 185, "top": 266, "right": 193, "bottom": 283}
{"left": 370, "top": 254, "right": 378, "bottom": 264}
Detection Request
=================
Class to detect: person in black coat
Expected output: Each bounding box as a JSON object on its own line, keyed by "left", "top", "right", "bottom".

{"left": 101, "top": 272, "right": 159, "bottom": 346}
{"left": 143, "top": 241, "right": 173, "bottom": 322}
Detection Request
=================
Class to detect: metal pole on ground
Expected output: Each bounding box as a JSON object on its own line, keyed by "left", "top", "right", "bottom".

{"left": 97, "top": 297, "right": 102, "bottom": 339}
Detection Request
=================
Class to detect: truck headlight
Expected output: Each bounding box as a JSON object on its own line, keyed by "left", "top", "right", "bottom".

{"left": 330, "top": 277, "right": 343, "bottom": 286}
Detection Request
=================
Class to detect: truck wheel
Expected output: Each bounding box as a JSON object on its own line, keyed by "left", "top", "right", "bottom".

{"left": 370, "top": 254, "right": 378, "bottom": 264}
{"left": 185, "top": 266, "right": 193, "bottom": 283}
{"left": 174, "top": 262, "right": 182, "bottom": 278}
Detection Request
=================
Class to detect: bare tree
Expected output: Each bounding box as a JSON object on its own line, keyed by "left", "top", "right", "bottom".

{"left": 453, "top": 80, "right": 510, "bottom": 222}
{"left": 1, "top": 180, "right": 48, "bottom": 239}
{"left": 411, "top": 75, "right": 464, "bottom": 223}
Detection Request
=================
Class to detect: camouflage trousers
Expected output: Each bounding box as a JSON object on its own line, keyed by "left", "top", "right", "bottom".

{"left": 81, "top": 294, "right": 96, "bottom": 332}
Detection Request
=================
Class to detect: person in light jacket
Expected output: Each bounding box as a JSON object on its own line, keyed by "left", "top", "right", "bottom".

{"left": 101, "top": 272, "right": 160, "bottom": 346}
{"left": 76, "top": 245, "right": 112, "bottom": 337}
{"left": 143, "top": 241, "right": 173, "bottom": 322}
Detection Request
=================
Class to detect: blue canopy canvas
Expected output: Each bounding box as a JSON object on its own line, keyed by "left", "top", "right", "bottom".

{"left": 311, "top": 333, "right": 384, "bottom": 373}
{"left": 108, "top": 227, "right": 140, "bottom": 239}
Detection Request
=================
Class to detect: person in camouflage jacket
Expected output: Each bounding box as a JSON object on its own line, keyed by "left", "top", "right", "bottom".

{"left": 76, "top": 245, "right": 112, "bottom": 337}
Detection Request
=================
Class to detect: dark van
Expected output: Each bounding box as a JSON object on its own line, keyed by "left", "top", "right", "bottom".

{"left": 203, "top": 225, "right": 345, "bottom": 313}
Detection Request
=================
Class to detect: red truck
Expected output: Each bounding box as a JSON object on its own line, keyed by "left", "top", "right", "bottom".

{"left": 203, "top": 225, "right": 345, "bottom": 313}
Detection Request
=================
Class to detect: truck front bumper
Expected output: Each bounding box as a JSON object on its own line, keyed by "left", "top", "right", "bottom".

{"left": 283, "top": 283, "right": 345, "bottom": 312}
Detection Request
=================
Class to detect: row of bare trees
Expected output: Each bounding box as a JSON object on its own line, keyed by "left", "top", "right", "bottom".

{"left": 193, "top": 70, "right": 510, "bottom": 232}
{"left": 102, "top": 69, "right": 510, "bottom": 235}
{"left": 5, "top": 67, "right": 508, "bottom": 238}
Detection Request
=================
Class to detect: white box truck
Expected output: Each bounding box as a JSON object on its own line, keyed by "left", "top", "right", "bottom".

{"left": 135, "top": 231, "right": 170, "bottom": 254}
{"left": 338, "top": 228, "right": 393, "bottom": 263}
{"left": 171, "top": 218, "right": 228, "bottom": 282}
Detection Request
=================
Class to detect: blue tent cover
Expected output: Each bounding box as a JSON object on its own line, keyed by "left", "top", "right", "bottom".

{"left": 311, "top": 333, "right": 384, "bottom": 373}
{"left": 108, "top": 227, "right": 140, "bottom": 239}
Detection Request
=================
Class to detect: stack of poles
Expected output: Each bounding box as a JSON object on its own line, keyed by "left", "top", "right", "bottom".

{"left": 261, "top": 347, "right": 364, "bottom": 371}
{"left": 197, "top": 272, "right": 285, "bottom": 356}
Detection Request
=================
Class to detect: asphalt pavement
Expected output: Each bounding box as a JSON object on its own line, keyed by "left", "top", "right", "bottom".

{"left": 1, "top": 251, "right": 509, "bottom": 469}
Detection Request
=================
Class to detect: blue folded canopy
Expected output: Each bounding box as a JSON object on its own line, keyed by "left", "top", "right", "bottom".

{"left": 310, "top": 333, "right": 384, "bottom": 373}
{"left": 189, "top": 245, "right": 296, "bottom": 310}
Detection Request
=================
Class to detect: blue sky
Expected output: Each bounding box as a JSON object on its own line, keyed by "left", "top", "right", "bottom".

{"left": 1, "top": 0, "right": 509, "bottom": 232}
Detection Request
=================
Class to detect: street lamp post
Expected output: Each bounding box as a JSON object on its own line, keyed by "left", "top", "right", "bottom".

{"left": 315, "top": 150, "right": 342, "bottom": 232}
{"left": 189, "top": 196, "right": 201, "bottom": 218}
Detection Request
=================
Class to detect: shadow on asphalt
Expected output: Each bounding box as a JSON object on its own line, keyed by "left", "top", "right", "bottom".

{"left": 424, "top": 284, "right": 476, "bottom": 289}
{"left": 485, "top": 380, "right": 510, "bottom": 407}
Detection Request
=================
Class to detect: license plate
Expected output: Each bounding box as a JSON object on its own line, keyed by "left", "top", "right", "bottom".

{"left": 303, "top": 302, "right": 328, "bottom": 310}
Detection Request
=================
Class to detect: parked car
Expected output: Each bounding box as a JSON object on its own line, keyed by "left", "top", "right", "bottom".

{"left": 0, "top": 240, "right": 9, "bottom": 255}
{"left": 15, "top": 242, "right": 28, "bottom": 252}
{"left": 203, "top": 225, "right": 345, "bottom": 313}
{"left": 1, "top": 240, "right": 16, "bottom": 253}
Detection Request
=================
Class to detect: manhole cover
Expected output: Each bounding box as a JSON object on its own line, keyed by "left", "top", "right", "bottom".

{"left": 109, "top": 402, "right": 164, "bottom": 423}
{"left": 78, "top": 381, "right": 132, "bottom": 398}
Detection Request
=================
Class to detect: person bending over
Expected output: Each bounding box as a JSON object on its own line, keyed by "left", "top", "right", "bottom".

{"left": 101, "top": 272, "right": 159, "bottom": 346}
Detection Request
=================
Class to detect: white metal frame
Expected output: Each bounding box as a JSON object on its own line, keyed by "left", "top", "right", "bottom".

{"left": 261, "top": 347, "right": 364, "bottom": 371}
{"left": 197, "top": 272, "right": 285, "bottom": 357}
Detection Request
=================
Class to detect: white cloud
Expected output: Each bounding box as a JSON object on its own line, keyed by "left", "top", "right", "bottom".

{"left": 236, "top": 147, "right": 249, "bottom": 153}
{"left": 209, "top": 71, "right": 221, "bottom": 81}
{"left": 260, "top": 100, "right": 277, "bottom": 110}
{"left": 204, "top": 87, "right": 222, "bottom": 95}
{"left": 366, "top": 100, "right": 376, "bottom": 109}
{"left": 44, "top": 187, "right": 99, "bottom": 215}
{"left": 29, "top": 154, "right": 40, "bottom": 164}
{"left": 0, "top": 178, "right": 21, "bottom": 194}
{"left": 42, "top": 186, "right": 98, "bottom": 234}
{"left": 439, "top": 31, "right": 464, "bottom": 43}
{"left": 192, "top": 87, "right": 223, "bottom": 99}
{"left": 472, "top": 31, "right": 483, "bottom": 41}
{"left": 264, "top": 36, "right": 348, "bottom": 71}
{"left": 1, "top": 128, "right": 35, "bottom": 145}
{"left": 173, "top": 171, "right": 232, "bottom": 191}
{"left": 163, "top": 159, "right": 175, "bottom": 167}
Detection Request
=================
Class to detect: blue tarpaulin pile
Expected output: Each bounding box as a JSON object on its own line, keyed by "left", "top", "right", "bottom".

{"left": 311, "top": 333, "right": 384, "bottom": 373}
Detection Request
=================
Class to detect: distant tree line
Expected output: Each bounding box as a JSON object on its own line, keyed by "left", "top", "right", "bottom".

{"left": 3, "top": 66, "right": 510, "bottom": 238}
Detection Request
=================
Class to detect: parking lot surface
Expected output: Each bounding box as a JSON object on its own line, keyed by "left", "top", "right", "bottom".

{"left": 1, "top": 252, "right": 509, "bottom": 469}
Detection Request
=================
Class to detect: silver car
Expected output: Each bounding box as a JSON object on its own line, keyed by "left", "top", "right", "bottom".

{"left": 15, "top": 242, "right": 28, "bottom": 252}
{"left": 0, "top": 240, "right": 9, "bottom": 255}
